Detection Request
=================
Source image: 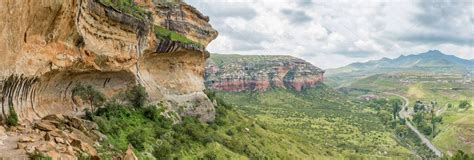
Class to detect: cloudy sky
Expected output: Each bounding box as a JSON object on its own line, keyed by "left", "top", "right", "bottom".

{"left": 185, "top": 0, "right": 473, "bottom": 69}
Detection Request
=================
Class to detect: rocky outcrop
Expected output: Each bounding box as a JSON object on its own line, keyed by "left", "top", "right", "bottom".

{"left": 0, "top": 0, "right": 217, "bottom": 122}
{"left": 4, "top": 114, "right": 103, "bottom": 159}
{"left": 205, "top": 54, "right": 324, "bottom": 92}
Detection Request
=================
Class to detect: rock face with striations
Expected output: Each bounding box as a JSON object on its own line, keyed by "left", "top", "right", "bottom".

{"left": 205, "top": 54, "right": 324, "bottom": 92}
{"left": 0, "top": 0, "right": 217, "bottom": 122}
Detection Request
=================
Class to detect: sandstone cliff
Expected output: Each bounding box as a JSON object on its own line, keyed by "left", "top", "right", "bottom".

{"left": 205, "top": 54, "right": 324, "bottom": 92}
{"left": 0, "top": 0, "right": 217, "bottom": 122}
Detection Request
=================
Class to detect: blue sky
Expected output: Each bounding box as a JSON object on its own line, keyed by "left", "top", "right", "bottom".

{"left": 186, "top": 0, "right": 473, "bottom": 69}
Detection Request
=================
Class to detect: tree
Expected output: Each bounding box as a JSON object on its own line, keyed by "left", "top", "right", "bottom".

{"left": 414, "top": 100, "right": 425, "bottom": 113}
{"left": 431, "top": 101, "right": 436, "bottom": 136}
{"left": 458, "top": 100, "right": 472, "bottom": 109}
{"left": 72, "top": 84, "right": 106, "bottom": 112}
{"left": 413, "top": 113, "right": 424, "bottom": 125}
{"left": 126, "top": 85, "right": 148, "bottom": 108}
{"left": 391, "top": 100, "right": 401, "bottom": 120}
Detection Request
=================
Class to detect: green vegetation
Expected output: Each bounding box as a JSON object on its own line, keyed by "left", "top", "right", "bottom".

{"left": 395, "top": 124, "right": 438, "bottom": 159}
{"left": 124, "top": 85, "right": 148, "bottom": 108}
{"left": 29, "top": 152, "right": 53, "bottom": 160}
{"left": 78, "top": 85, "right": 323, "bottom": 159}
{"left": 442, "top": 150, "right": 474, "bottom": 160}
{"left": 326, "top": 61, "right": 474, "bottom": 158}
{"left": 98, "top": 0, "right": 150, "bottom": 20}
{"left": 6, "top": 105, "right": 18, "bottom": 126}
{"left": 154, "top": 25, "right": 203, "bottom": 47}
{"left": 209, "top": 54, "right": 296, "bottom": 66}
{"left": 337, "top": 71, "right": 474, "bottom": 154}
{"left": 213, "top": 84, "right": 413, "bottom": 158}
{"left": 458, "top": 100, "right": 472, "bottom": 109}
{"left": 409, "top": 101, "right": 443, "bottom": 137}
{"left": 72, "top": 84, "right": 106, "bottom": 112}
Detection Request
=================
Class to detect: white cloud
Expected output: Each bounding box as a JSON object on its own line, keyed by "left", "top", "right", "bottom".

{"left": 186, "top": 0, "right": 474, "bottom": 69}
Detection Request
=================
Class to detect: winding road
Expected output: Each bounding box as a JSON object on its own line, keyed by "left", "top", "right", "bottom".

{"left": 384, "top": 92, "right": 443, "bottom": 157}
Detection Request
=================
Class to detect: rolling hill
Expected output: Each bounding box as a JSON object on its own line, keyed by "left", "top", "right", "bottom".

{"left": 326, "top": 50, "right": 474, "bottom": 87}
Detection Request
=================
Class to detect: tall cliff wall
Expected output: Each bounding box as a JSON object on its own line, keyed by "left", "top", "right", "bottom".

{"left": 205, "top": 54, "right": 324, "bottom": 92}
{"left": 0, "top": 0, "right": 217, "bottom": 122}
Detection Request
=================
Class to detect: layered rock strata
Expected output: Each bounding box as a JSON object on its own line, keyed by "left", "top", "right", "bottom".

{"left": 0, "top": 0, "right": 218, "bottom": 122}
{"left": 205, "top": 54, "right": 324, "bottom": 92}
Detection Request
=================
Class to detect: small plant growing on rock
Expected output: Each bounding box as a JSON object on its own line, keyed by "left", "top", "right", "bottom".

{"left": 72, "top": 83, "right": 106, "bottom": 112}
{"left": 6, "top": 105, "right": 18, "bottom": 126}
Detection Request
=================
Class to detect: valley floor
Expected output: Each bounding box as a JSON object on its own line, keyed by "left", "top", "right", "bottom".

{"left": 335, "top": 72, "right": 474, "bottom": 156}
{"left": 215, "top": 85, "right": 416, "bottom": 159}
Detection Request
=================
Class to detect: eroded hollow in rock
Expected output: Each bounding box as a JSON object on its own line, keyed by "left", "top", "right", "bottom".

{"left": 1, "top": 71, "right": 136, "bottom": 121}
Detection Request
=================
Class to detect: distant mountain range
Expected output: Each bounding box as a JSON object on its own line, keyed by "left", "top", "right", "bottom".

{"left": 326, "top": 50, "right": 474, "bottom": 87}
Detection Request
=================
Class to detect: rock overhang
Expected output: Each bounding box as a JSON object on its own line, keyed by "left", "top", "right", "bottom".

{"left": 0, "top": 0, "right": 218, "bottom": 122}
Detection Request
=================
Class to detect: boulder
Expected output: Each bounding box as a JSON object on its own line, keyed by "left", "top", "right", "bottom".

{"left": 18, "top": 136, "right": 35, "bottom": 143}
{"left": 66, "top": 116, "right": 88, "bottom": 132}
{"left": 92, "top": 130, "right": 108, "bottom": 141}
{"left": 43, "top": 114, "right": 65, "bottom": 122}
{"left": 34, "top": 121, "right": 56, "bottom": 131}
{"left": 71, "top": 139, "right": 97, "bottom": 157}
{"left": 55, "top": 137, "right": 65, "bottom": 144}
{"left": 81, "top": 119, "right": 99, "bottom": 130}
{"left": 123, "top": 144, "right": 139, "bottom": 160}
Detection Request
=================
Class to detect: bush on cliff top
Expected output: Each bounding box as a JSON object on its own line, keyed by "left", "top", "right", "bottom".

{"left": 98, "top": 0, "right": 150, "bottom": 20}
{"left": 154, "top": 25, "right": 203, "bottom": 47}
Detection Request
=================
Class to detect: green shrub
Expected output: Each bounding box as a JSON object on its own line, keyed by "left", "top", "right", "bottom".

{"left": 142, "top": 105, "right": 161, "bottom": 121}
{"left": 458, "top": 100, "right": 471, "bottom": 109}
{"left": 84, "top": 108, "right": 93, "bottom": 121}
{"left": 6, "top": 105, "right": 18, "bottom": 126}
{"left": 127, "top": 130, "right": 147, "bottom": 151}
{"left": 153, "top": 141, "right": 172, "bottom": 159}
{"left": 203, "top": 151, "right": 218, "bottom": 160}
{"left": 443, "top": 150, "right": 471, "bottom": 160}
{"left": 125, "top": 85, "right": 148, "bottom": 109}
{"left": 154, "top": 25, "right": 203, "bottom": 47}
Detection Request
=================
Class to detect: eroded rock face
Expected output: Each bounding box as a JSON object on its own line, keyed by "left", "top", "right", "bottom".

{"left": 205, "top": 54, "right": 324, "bottom": 92}
{"left": 0, "top": 0, "right": 217, "bottom": 122}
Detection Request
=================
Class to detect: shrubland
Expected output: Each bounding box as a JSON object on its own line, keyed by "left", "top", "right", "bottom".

{"left": 75, "top": 84, "right": 324, "bottom": 159}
